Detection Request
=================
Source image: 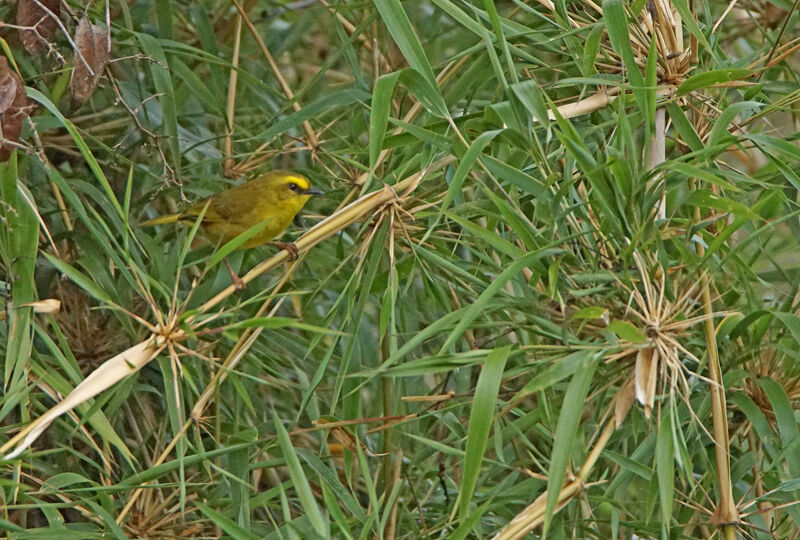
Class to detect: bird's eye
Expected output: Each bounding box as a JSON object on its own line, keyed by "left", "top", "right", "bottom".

{"left": 288, "top": 183, "right": 299, "bottom": 192}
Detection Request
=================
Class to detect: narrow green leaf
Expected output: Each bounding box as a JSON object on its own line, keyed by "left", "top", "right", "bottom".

{"left": 678, "top": 69, "right": 755, "bottom": 96}
{"left": 195, "top": 501, "right": 261, "bottom": 540}
{"left": 656, "top": 406, "right": 674, "bottom": 527}
{"left": 607, "top": 320, "right": 647, "bottom": 343}
{"left": 508, "top": 350, "right": 592, "bottom": 405}
{"left": 26, "top": 89, "right": 126, "bottom": 222}
{"left": 757, "top": 377, "right": 800, "bottom": 479}
{"left": 374, "top": 0, "right": 448, "bottom": 118}
{"left": 369, "top": 72, "right": 402, "bottom": 168}
{"left": 543, "top": 353, "right": 599, "bottom": 533}
{"left": 666, "top": 102, "right": 704, "bottom": 152}
{"left": 581, "top": 23, "right": 604, "bottom": 76}
{"left": 42, "top": 253, "right": 114, "bottom": 305}
{"left": 572, "top": 306, "right": 608, "bottom": 319}
{"left": 707, "top": 101, "right": 762, "bottom": 149}
{"left": 603, "top": 0, "right": 646, "bottom": 113}
{"left": 457, "top": 346, "right": 510, "bottom": 520}
{"left": 274, "top": 415, "right": 329, "bottom": 538}
{"left": 136, "top": 33, "right": 181, "bottom": 178}
{"left": 671, "top": 0, "right": 714, "bottom": 55}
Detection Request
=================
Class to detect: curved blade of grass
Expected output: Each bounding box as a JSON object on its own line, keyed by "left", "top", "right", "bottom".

{"left": 136, "top": 33, "right": 181, "bottom": 178}
{"left": 543, "top": 352, "right": 599, "bottom": 534}
{"left": 374, "top": 0, "right": 448, "bottom": 117}
{"left": 369, "top": 71, "right": 402, "bottom": 170}
{"left": 1, "top": 158, "right": 37, "bottom": 389}
{"left": 26, "top": 89, "right": 126, "bottom": 223}
{"left": 456, "top": 345, "right": 510, "bottom": 521}
{"left": 195, "top": 501, "right": 260, "bottom": 540}
{"left": 656, "top": 404, "right": 675, "bottom": 528}
{"left": 273, "top": 415, "right": 329, "bottom": 538}
{"left": 603, "top": 0, "right": 646, "bottom": 114}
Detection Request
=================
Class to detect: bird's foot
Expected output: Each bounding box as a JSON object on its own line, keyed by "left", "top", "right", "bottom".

{"left": 270, "top": 241, "right": 299, "bottom": 261}
{"left": 224, "top": 258, "right": 246, "bottom": 291}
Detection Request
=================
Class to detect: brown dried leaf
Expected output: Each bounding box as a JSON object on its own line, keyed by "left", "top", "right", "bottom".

{"left": 17, "top": 0, "right": 61, "bottom": 56}
{"left": 69, "top": 17, "right": 110, "bottom": 105}
{"left": 634, "top": 346, "right": 657, "bottom": 419}
{"left": 615, "top": 378, "right": 636, "bottom": 428}
{"left": 0, "top": 57, "right": 32, "bottom": 162}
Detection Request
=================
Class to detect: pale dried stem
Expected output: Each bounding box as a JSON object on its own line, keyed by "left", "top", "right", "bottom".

{"left": 692, "top": 182, "right": 739, "bottom": 536}
{"left": 231, "top": 0, "right": 319, "bottom": 149}
{"left": 546, "top": 88, "right": 618, "bottom": 121}
{"left": 649, "top": 107, "right": 667, "bottom": 220}
{"left": 1, "top": 339, "right": 165, "bottom": 459}
{"left": 223, "top": 15, "right": 243, "bottom": 175}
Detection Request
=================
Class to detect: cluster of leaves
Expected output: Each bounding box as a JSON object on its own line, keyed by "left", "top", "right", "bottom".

{"left": 0, "top": 0, "right": 799, "bottom": 539}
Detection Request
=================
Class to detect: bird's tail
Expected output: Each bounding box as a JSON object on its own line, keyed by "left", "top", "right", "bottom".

{"left": 139, "top": 213, "right": 182, "bottom": 227}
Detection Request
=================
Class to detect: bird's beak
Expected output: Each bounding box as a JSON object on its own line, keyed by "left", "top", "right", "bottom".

{"left": 305, "top": 187, "right": 324, "bottom": 196}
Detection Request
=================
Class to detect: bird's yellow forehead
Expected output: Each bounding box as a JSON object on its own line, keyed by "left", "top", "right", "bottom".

{"left": 285, "top": 175, "right": 310, "bottom": 190}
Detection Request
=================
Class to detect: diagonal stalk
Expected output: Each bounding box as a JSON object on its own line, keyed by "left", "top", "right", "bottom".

{"left": 692, "top": 181, "right": 739, "bottom": 539}
{"left": 493, "top": 380, "right": 635, "bottom": 539}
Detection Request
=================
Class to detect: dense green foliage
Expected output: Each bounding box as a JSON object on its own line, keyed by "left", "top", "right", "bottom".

{"left": 1, "top": 0, "right": 799, "bottom": 538}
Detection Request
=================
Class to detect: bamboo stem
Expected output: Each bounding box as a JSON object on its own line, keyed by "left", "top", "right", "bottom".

{"left": 222, "top": 14, "right": 242, "bottom": 175}
{"left": 649, "top": 107, "right": 667, "bottom": 220}
{"left": 692, "top": 181, "right": 739, "bottom": 538}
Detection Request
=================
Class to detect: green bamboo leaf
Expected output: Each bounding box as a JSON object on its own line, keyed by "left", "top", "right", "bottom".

{"left": 687, "top": 190, "right": 759, "bottom": 220}
{"left": 195, "top": 501, "right": 261, "bottom": 540}
{"left": 254, "top": 89, "right": 371, "bottom": 142}
{"left": 656, "top": 406, "right": 675, "bottom": 527}
{"left": 136, "top": 33, "right": 181, "bottom": 178}
{"left": 26, "top": 89, "right": 126, "bottom": 223}
{"left": 1, "top": 158, "right": 37, "bottom": 388}
{"left": 607, "top": 320, "right": 647, "bottom": 343}
{"left": 374, "top": 0, "right": 436, "bottom": 82}
{"left": 274, "top": 416, "right": 329, "bottom": 538}
{"left": 457, "top": 346, "right": 510, "bottom": 520}
{"left": 572, "top": 306, "right": 608, "bottom": 319}
{"left": 666, "top": 102, "right": 704, "bottom": 152}
{"left": 369, "top": 72, "right": 402, "bottom": 169}
{"left": 223, "top": 317, "right": 338, "bottom": 334}
{"left": 543, "top": 353, "right": 599, "bottom": 534}
{"left": 671, "top": 0, "right": 714, "bottom": 55}
{"left": 510, "top": 80, "right": 549, "bottom": 125}
{"left": 42, "top": 253, "right": 114, "bottom": 306}
{"left": 581, "top": 23, "right": 604, "bottom": 76}
{"left": 664, "top": 162, "right": 738, "bottom": 191}
{"left": 707, "top": 101, "right": 762, "bottom": 149}
{"left": 508, "top": 350, "right": 592, "bottom": 406}
{"left": 603, "top": 0, "right": 646, "bottom": 113}
{"left": 678, "top": 69, "right": 755, "bottom": 96}
{"left": 374, "top": 0, "right": 448, "bottom": 117}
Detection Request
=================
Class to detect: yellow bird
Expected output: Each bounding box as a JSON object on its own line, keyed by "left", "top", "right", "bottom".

{"left": 140, "top": 170, "right": 323, "bottom": 287}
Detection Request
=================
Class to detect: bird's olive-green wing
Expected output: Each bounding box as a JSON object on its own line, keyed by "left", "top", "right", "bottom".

{"left": 182, "top": 181, "right": 276, "bottom": 227}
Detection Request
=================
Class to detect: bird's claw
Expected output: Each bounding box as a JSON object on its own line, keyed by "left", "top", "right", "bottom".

{"left": 271, "top": 241, "right": 299, "bottom": 261}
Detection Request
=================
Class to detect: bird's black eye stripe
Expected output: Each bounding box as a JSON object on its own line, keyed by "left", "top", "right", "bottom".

{"left": 289, "top": 183, "right": 299, "bottom": 192}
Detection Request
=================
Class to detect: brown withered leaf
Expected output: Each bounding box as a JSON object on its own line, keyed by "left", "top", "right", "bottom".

{"left": 0, "top": 58, "right": 32, "bottom": 162}
{"left": 69, "top": 17, "right": 110, "bottom": 106}
{"left": 17, "top": 0, "right": 61, "bottom": 56}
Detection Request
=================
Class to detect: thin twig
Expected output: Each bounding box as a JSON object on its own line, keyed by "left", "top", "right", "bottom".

{"left": 231, "top": 0, "right": 319, "bottom": 150}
